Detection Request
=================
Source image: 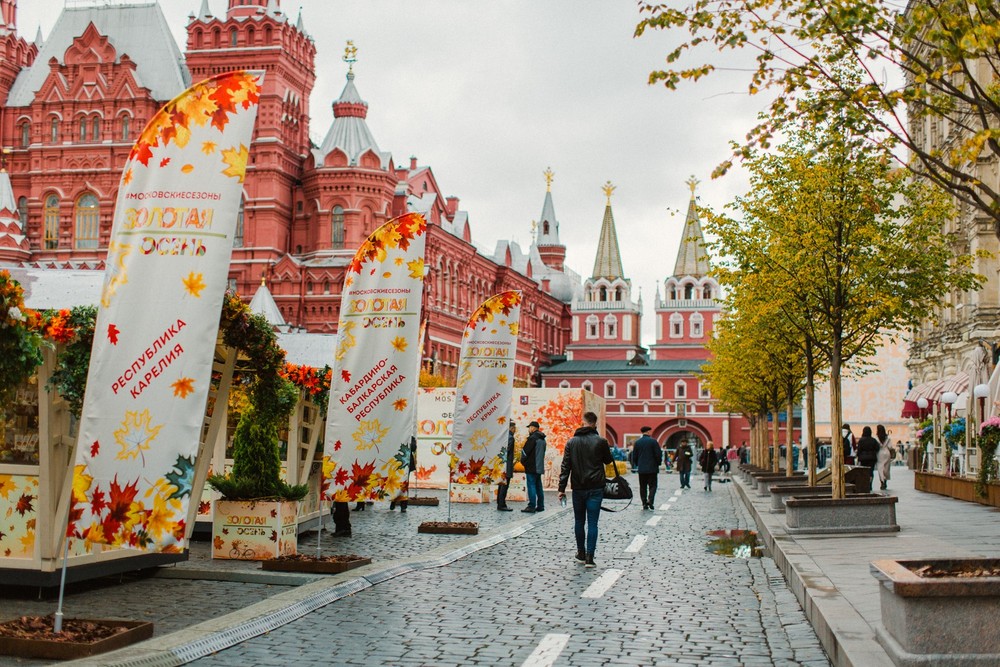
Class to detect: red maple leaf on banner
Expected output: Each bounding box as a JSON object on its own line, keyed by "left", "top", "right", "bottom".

{"left": 159, "top": 157, "right": 171, "bottom": 168}
{"left": 107, "top": 324, "right": 120, "bottom": 345}
{"left": 15, "top": 493, "right": 34, "bottom": 516}
{"left": 90, "top": 441, "right": 100, "bottom": 457}
{"left": 90, "top": 488, "right": 107, "bottom": 514}
{"left": 334, "top": 469, "right": 349, "bottom": 485}
{"left": 342, "top": 370, "right": 351, "bottom": 383}
{"left": 270, "top": 508, "right": 277, "bottom": 518}
{"left": 269, "top": 530, "right": 277, "bottom": 542}
{"left": 462, "top": 396, "right": 470, "bottom": 404}
{"left": 333, "top": 440, "right": 342, "bottom": 451}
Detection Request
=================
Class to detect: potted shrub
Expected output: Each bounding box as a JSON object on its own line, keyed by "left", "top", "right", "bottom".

{"left": 977, "top": 417, "right": 1000, "bottom": 498}
{"left": 208, "top": 299, "right": 308, "bottom": 560}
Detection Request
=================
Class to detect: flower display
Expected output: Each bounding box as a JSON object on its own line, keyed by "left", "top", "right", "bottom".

{"left": 977, "top": 416, "right": 1000, "bottom": 497}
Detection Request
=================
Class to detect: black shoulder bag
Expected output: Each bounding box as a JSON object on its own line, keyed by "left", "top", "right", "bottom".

{"left": 602, "top": 460, "right": 633, "bottom": 512}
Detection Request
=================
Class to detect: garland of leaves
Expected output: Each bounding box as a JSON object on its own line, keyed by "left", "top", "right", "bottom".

{"left": 977, "top": 417, "right": 1000, "bottom": 498}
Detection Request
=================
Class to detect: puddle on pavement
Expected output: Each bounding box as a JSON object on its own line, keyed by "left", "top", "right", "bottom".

{"left": 706, "top": 529, "right": 764, "bottom": 558}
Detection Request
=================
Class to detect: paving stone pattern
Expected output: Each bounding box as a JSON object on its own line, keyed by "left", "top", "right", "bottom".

{"left": 191, "top": 478, "right": 830, "bottom": 666}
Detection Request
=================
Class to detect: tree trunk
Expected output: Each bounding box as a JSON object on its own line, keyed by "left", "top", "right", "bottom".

{"left": 771, "top": 403, "right": 780, "bottom": 473}
{"left": 830, "top": 346, "right": 845, "bottom": 499}
{"left": 786, "top": 386, "right": 795, "bottom": 477}
{"left": 806, "top": 364, "right": 816, "bottom": 487}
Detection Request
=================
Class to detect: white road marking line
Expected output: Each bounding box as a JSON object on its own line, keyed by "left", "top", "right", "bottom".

{"left": 659, "top": 503, "right": 671, "bottom": 510}
{"left": 582, "top": 568, "right": 624, "bottom": 598}
{"left": 645, "top": 515, "right": 661, "bottom": 526}
{"left": 668, "top": 496, "right": 678, "bottom": 503}
{"left": 521, "top": 633, "right": 571, "bottom": 667}
{"left": 673, "top": 489, "right": 683, "bottom": 496}
{"left": 624, "top": 535, "right": 648, "bottom": 553}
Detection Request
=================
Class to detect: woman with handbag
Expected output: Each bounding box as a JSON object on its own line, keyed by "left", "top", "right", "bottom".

{"left": 875, "top": 424, "right": 894, "bottom": 491}
{"left": 699, "top": 441, "right": 719, "bottom": 492}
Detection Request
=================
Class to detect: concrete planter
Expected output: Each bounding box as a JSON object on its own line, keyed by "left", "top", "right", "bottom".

{"left": 768, "top": 484, "right": 857, "bottom": 513}
{"left": 755, "top": 473, "right": 806, "bottom": 496}
{"left": 870, "top": 557, "right": 1000, "bottom": 665}
{"left": 784, "top": 493, "right": 899, "bottom": 534}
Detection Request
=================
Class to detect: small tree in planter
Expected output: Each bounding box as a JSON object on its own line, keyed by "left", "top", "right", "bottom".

{"left": 977, "top": 417, "right": 1000, "bottom": 498}
{"left": 207, "top": 295, "right": 308, "bottom": 560}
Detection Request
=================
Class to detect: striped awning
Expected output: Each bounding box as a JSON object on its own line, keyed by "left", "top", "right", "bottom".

{"left": 901, "top": 372, "right": 971, "bottom": 417}
{"left": 940, "top": 371, "right": 969, "bottom": 396}
{"left": 903, "top": 378, "right": 948, "bottom": 403}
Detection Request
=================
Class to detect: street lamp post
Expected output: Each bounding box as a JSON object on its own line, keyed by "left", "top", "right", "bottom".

{"left": 942, "top": 391, "right": 959, "bottom": 475}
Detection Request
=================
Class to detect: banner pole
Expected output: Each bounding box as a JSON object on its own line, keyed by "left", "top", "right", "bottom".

{"left": 53, "top": 534, "right": 70, "bottom": 633}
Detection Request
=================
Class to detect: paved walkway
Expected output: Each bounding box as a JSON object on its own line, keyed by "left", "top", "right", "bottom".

{"left": 735, "top": 465, "right": 1000, "bottom": 667}
{"left": 19, "top": 475, "right": 831, "bottom": 667}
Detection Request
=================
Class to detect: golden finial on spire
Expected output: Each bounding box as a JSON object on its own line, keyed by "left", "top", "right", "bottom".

{"left": 543, "top": 167, "right": 554, "bottom": 192}
{"left": 686, "top": 175, "right": 699, "bottom": 196}
{"left": 602, "top": 180, "right": 616, "bottom": 204}
{"left": 260, "top": 273, "right": 267, "bottom": 287}
{"left": 343, "top": 40, "right": 358, "bottom": 73}
{"left": 530, "top": 220, "right": 538, "bottom": 241}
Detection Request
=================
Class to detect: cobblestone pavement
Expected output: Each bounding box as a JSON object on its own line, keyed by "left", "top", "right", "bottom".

{"left": 190, "top": 476, "right": 830, "bottom": 666}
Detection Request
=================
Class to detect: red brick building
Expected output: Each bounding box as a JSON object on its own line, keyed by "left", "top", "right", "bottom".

{"left": 0, "top": 0, "right": 571, "bottom": 386}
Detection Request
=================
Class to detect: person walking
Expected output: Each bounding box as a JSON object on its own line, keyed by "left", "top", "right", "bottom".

{"left": 699, "top": 441, "right": 719, "bottom": 492}
{"left": 496, "top": 422, "right": 516, "bottom": 511}
{"left": 674, "top": 440, "right": 694, "bottom": 489}
{"left": 856, "top": 425, "right": 880, "bottom": 492}
{"left": 331, "top": 501, "right": 351, "bottom": 537}
{"left": 842, "top": 424, "right": 856, "bottom": 465}
{"left": 522, "top": 420, "right": 547, "bottom": 512}
{"left": 557, "top": 411, "right": 613, "bottom": 569}
{"left": 630, "top": 426, "right": 662, "bottom": 510}
{"left": 875, "top": 424, "right": 894, "bottom": 491}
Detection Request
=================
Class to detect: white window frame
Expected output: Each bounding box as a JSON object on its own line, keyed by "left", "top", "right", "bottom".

{"left": 627, "top": 380, "right": 639, "bottom": 398}
{"left": 670, "top": 313, "right": 683, "bottom": 338}
{"left": 604, "top": 380, "right": 615, "bottom": 398}
{"left": 651, "top": 381, "right": 662, "bottom": 398}
{"left": 675, "top": 380, "right": 686, "bottom": 398}
{"left": 586, "top": 314, "right": 599, "bottom": 339}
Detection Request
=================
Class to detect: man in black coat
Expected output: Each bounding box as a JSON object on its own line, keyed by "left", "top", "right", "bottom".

{"left": 630, "top": 426, "right": 663, "bottom": 510}
{"left": 558, "top": 411, "right": 614, "bottom": 568}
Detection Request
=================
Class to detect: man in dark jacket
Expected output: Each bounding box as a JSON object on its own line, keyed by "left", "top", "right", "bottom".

{"left": 558, "top": 411, "right": 613, "bottom": 568}
{"left": 521, "top": 421, "right": 546, "bottom": 512}
{"left": 630, "top": 426, "right": 662, "bottom": 510}
{"left": 699, "top": 441, "right": 720, "bottom": 491}
{"left": 496, "top": 423, "right": 515, "bottom": 511}
{"left": 674, "top": 441, "right": 694, "bottom": 489}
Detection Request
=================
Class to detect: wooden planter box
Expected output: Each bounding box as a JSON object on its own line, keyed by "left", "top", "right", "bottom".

{"left": 0, "top": 620, "right": 153, "bottom": 660}
{"left": 212, "top": 499, "right": 298, "bottom": 561}
{"left": 785, "top": 493, "right": 899, "bottom": 534}
{"left": 871, "top": 558, "right": 1000, "bottom": 664}
{"left": 262, "top": 555, "right": 371, "bottom": 574}
{"left": 914, "top": 471, "right": 1000, "bottom": 508}
{"left": 418, "top": 522, "right": 479, "bottom": 535}
{"left": 405, "top": 496, "right": 440, "bottom": 506}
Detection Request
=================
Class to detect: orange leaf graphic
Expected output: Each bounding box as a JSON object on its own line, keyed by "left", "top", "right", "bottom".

{"left": 182, "top": 272, "right": 206, "bottom": 297}
{"left": 172, "top": 377, "right": 195, "bottom": 399}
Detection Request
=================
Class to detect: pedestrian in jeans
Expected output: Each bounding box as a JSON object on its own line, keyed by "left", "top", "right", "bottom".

{"left": 630, "top": 426, "right": 662, "bottom": 510}
{"left": 558, "top": 411, "right": 613, "bottom": 568}
{"left": 674, "top": 441, "right": 694, "bottom": 489}
{"left": 699, "top": 441, "right": 719, "bottom": 492}
{"left": 496, "top": 422, "right": 515, "bottom": 511}
{"left": 522, "top": 421, "right": 547, "bottom": 512}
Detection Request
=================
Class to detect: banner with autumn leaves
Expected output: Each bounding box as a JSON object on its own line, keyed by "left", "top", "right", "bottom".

{"left": 323, "top": 213, "right": 427, "bottom": 503}
{"left": 450, "top": 291, "right": 522, "bottom": 485}
{"left": 68, "top": 71, "right": 263, "bottom": 552}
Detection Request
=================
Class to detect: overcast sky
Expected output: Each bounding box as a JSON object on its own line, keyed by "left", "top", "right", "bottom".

{"left": 22, "top": 0, "right": 765, "bottom": 344}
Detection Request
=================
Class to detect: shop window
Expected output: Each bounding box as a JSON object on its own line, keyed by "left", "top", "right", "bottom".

{"left": 74, "top": 193, "right": 100, "bottom": 249}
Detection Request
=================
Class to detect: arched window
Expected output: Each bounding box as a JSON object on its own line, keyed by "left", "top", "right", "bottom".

{"left": 50, "top": 117, "right": 60, "bottom": 143}
{"left": 323, "top": 280, "right": 330, "bottom": 294}
{"left": 233, "top": 197, "right": 245, "bottom": 247}
{"left": 246, "top": 27, "right": 255, "bottom": 44}
{"left": 669, "top": 286, "right": 677, "bottom": 300}
{"left": 690, "top": 312, "right": 704, "bottom": 338}
{"left": 603, "top": 313, "right": 617, "bottom": 339}
{"left": 604, "top": 381, "right": 616, "bottom": 398}
{"left": 651, "top": 381, "right": 663, "bottom": 398}
{"left": 599, "top": 286, "right": 608, "bottom": 300}
{"left": 703, "top": 285, "right": 713, "bottom": 300}
{"left": 675, "top": 381, "right": 687, "bottom": 398}
{"left": 684, "top": 283, "right": 694, "bottom": 299}
{"left": 92, "top": 117, "right": 100, "bottom": 142}
{"left": 17, "top": 197, "right": 28, "bottom": 230}
{"left": 74, "top": 193, "right": 100, "bottom": 249}
{"left": 559, "top": 380, "right": 571, "bottom": 389}
{"left": 582, "top": 381, "right": 593, "bottom": 393}
{"left": 627, "top": 380, "right": 639, "bottom": 398}
{"left": 121, "top": 116, "right": 131, "bottom": 141}
{"left": 230, "top": 28, "right": 238, "bottom": 46}
{"left": 43, "top": 195, "right": 59, "bottom": 249}
{"left": 543, "top": 221, "right": 550, "bottom": 235}
{"left": 19, "top": 122, "right": 29, "bottom": 147}
{"left": 331, "top": 206, "right": 345, "bottom": 248}
{"left": 669, "top": 313, "right": 683, "bottom": 338}
{"left": 586, "top": 314, "right": 599, "bottom": 339}
{"left": 79, "top": 117, "right": 87, "bottom": 142}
